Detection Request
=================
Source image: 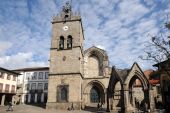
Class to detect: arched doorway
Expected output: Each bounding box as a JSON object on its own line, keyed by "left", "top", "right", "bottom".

{"left": 90, "top": 86, "right": 100, "bottom": 103}
{"left": 128, "top": 76, "right": 146, "bottom": 110}
{"left": 83, "top": 81, "right": 105, "bottom": 109}
{"left": 124, "top": 70, "right": 150, "bottom": 112}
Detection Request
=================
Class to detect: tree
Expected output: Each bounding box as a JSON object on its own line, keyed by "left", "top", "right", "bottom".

{"left": 140, "top": 19, "right": 170, "bottom": 112}
{"left": 140, "top": 20, "right": 170, "bottom": 74}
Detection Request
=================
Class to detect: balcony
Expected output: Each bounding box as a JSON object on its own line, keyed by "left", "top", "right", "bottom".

{"left": 11, "top": 90, "right": 16, "bottom": 93}
{"left": 5, "top": 90, "right": 9, "bottom": 93}
{"left": 29, "top": 89, "right": 43, "bottom": 93}
{"left": 37, "top": 89, "right": 43, "bottom": 93}
{"left": 29, "top": 89, "right": 37, "bottom": 93}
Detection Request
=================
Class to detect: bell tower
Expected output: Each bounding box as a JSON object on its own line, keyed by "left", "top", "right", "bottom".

{"left": 47, "top": 2, "right": 84, "bottom": 109}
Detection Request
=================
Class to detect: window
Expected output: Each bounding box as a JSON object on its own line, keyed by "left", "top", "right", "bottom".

{"left": 0, "top": 72, "right": 3, "bottom": 79}
{"left": 57, "top": 85, "right": 68, "bottom": 102}
{"left": 11, "top": 85, "right": 15, "bottom": 93}
{"left": 5, "top": 84, "right": 10, "bottom": 93}
{"left": 59, "top": 36, "right": 64, "bottom": 49}
{"left": 7, "top": 74, "right": 11, "bottom": 80}
{"left": 67, "top": 35, "right": 72, "bottom": 49}
{"left": 44, "top": 83, "right": 48, "bottom": 90}
{"left": 0, "top": 83, "right": 3, "bottom": 92}
{"left": 25, "top": 84, "right": 30, "bottom": 90}
{"left": 90, "top": 87, "right": 100, "bottom": 103}
{"left": 38, "top": 72, "right": 43, "bottom": 79}
{"left": 0, "top": 72, "right": 4, "bottom": 79}
{"left": 45, "top": 72, "right": 48, "bottom": 79}
{"left": 61, "top": 87, "right": 67, "bottom": 101}
{"left": 32, "top": 72, "right": 37, "bottom": 80}
{"left": 26, "top": 73, "right": 30, "bottom": 80}
{"left": 13, "top": 76, "right": 16, "bottom": 81}
{"left": 37, "top": 83, "right": 43, "bottom": 90}
{"left": 31, "top": 83, "right": 36, "bottom": 90}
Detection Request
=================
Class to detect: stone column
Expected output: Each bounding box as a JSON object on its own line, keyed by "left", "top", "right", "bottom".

{"left": 124, "top": 90, "right": 129, "bottom": 110}
{"left": 28, "top": 94, "right": 31, "bottom": 103}
{"left": 1, "top": 94, "right": 5, "bottom": 106}
{"left": 41, "top": 93, "right": 44, "bottom": 103}
{"left": 149, "top": 89, "right": 155, "bottom": 112}
{"left": 132, "top": 91, "right": 135, "bottom": 107}
{"left": 35, "top": 93, "right": 37, "bottom": 103}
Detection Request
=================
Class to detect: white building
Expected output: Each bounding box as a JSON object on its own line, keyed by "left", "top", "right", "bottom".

{"left": 0, "top": 67, "right": 19, "bottom": 106}
{"left": 13, "top": 67, "right": 49, "bottom": 104}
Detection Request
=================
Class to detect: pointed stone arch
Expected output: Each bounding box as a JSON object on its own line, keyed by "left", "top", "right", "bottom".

{"left": 82, "top": 80, "right": 106, "bottom": 108}
{"left": 123, "top": 63, "right": 150, "bottom": 111}
{"left": 84, "top": 46, "right": 109, "bottom": 78}
{"left": 124, "top": 70, "right": 149, "bottom": 90}
{"left": 107, "top": 67, "right": 124, "bottom": 111}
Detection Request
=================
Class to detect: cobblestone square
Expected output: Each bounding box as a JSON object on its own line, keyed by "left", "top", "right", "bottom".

{"left": 0, "top": 105, "right": 95, "bottom": 113}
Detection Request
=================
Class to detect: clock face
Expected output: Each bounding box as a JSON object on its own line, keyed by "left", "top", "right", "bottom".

{"left": 63, "top": 26, "right": 68, "bottom": 31}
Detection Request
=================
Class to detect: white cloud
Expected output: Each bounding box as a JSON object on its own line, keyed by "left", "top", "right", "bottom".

{"left": 0, "top": 0, "right": 170, "bottom": 70}
{"left": 0, "top": 41, "right": 12, "bottom": 56}
{"left": 0, "top": 52, "right": 48, "bottom": 69}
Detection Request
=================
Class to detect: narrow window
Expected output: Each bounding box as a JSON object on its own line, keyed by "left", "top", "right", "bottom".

{"left": 5, "top": 84, "right": 10, "bottom": 93}
{"left": 44, "top": 83, "right": 48, "bottom": 90}
{"left": 32, "top": 72, "right": 37, "bottom": 80}
{"left": 61, "top": 87, "right": 67, "bottom": 101}
{"left": 45, "top": 72, "right": 48, "bottom": 79}
{"left": 59, "top": 36, "right": 64, "bottom": 49}
{"left": 38, "top": 72, "right": 43, "bottom": 79}
{"left": 7, "top": 74, "right": 11, "bottom": 80}
{"left": 67, "top": 35, "right": 72, "bottom": 49}
{"left": 57, "top": 85, "right": 68, "bottom": 102}
{"left": 0, "top": 83, "right": 3, "bottom": 92}
{"left": 31, "top": 83, "right": 36, "bottom": 90}
{"left": 11, "top": 85, "right": 15, "bottom": 93}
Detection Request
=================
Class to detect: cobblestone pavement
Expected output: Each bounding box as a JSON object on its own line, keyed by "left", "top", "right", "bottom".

{"left": 0, "top": 105, "right": 99, "bottom": 113}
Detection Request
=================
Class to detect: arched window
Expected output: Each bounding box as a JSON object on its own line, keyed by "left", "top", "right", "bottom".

{"left": 59, "top": 36, "right": 64, "bottom": 49}
{"left": 57, "top": 85, "right": 68, "bottom": 102}
{"left": 90, "top": 86, "right": 100, "bottom": 103}
{"left": 61, "top": 87, "right": 67, "bottom": 101}
{"left": 67, "top": 35, "right": 72, "bottom": 49}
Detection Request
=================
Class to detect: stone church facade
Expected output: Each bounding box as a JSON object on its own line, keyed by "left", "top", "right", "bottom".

{"left": 46, "top": 2, "right": 155, "bottom": 112}
{"left": 46, "top": 2, "right": 111, "bottom": 110}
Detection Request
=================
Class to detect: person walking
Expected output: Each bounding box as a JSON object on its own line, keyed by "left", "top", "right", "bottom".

{"left": 7, "top": 102, "right": 13, "bottom": 111}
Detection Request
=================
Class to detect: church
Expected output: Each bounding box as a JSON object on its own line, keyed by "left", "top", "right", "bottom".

{"left": 46, "top": 2, "right": 155, "bottom": 112}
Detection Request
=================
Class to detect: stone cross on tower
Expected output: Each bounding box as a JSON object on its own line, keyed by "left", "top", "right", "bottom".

{"left": 61, "top": 1, "right": 72, "bottom": 20}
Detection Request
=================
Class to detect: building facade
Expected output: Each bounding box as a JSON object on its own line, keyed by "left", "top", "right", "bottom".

{"left": 153, "top": 59, "right": 170, "bottom": 111}
{"left": 47, "top": 2, "right": 111, "bottom": 110}
{"left": 46, "top": 3, "right": 157, "bottom": 112}
{"left": 0, "top": 67, "right": 18, "bottom": 106}
{"left": 13, "top": 67, "right": 49, "bottom": 104}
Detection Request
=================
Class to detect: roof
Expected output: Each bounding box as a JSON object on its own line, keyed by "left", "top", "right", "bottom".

{"left": 12, "top": 67, "right": 49, "bottom": 71}
{"left": 144, "top": 69, "right": 154, "bottom": 79}
{"left": 149, "top": 79, "right": 160, "bottom": 85}
{"left": 0, "top": 67, "right": 20, "bottom": 75}
{"left": 115, "top": 68, "right": 130, "bottom": 82}
{"left": 153, "top": 59, "right": 170, "bottom": 67}
{"left": 135, "top": 69, "right": 160, "bottom": 86}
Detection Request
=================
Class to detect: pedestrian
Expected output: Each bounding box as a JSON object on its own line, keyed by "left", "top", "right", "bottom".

{"left": 6, "top": 102, "right": 13, "bottom": 111}
{"left": 97, "top": 103, "right": 100, "bottom": 110}
{"left": 70, "top": 102, "right": 74, "bottom": 110}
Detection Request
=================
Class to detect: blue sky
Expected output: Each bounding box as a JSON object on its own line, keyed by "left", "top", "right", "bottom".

{"left": 0, "top": 0, "right": 170, "bottom": 70}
